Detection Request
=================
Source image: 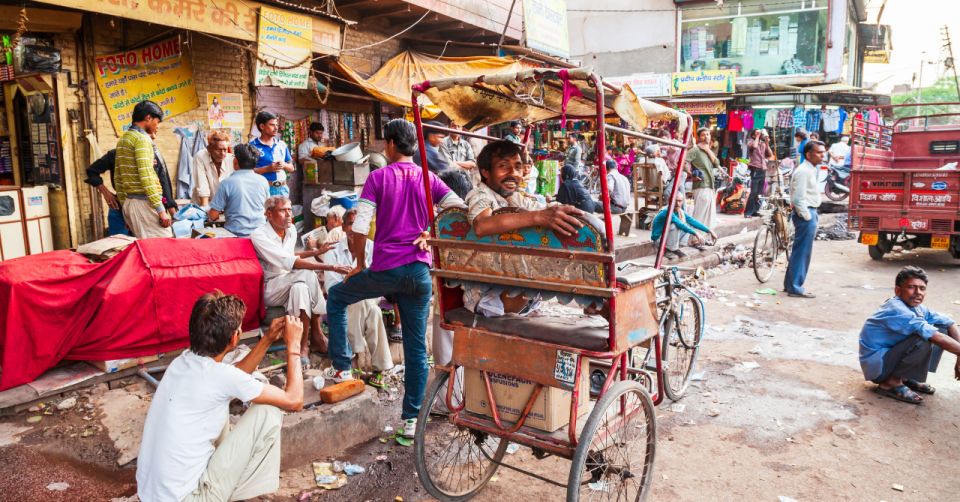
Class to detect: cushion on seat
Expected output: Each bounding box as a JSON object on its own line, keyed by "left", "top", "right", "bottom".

{"left": 443, "top": 307, "right": 610, "bottom": 352}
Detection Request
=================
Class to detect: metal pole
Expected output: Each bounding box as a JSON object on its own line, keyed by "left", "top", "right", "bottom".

{"left": 654, "top": 116, "right": 695, "bottom": 270}
{"left": 497, "top": 0, "right": 519, "bottom": 54}
{"left": 943, "top": 26, "right": 960, "bottom": 101}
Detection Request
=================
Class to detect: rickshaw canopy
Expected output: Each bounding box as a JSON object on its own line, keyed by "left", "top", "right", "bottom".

{"left": 417, "top": 67, "right": 688, "bottom": 136}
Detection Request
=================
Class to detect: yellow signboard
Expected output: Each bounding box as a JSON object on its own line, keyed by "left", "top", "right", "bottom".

{"left": 35, "top": 0, "right": 341, "bottom": 55}
{"left": 671, "top": 70, "right": 736, "bottom": 96}
{"left": 255, "top": 6, "right": 313, "bottom": 89}
{"left": 672, "top": 100, "right": 727, "bottom": 116}
{"left": 93, "top": 37, "right": 200, "bottom": 134}
{"left": 206, "top": 92, "right": 244, "bottom": 130}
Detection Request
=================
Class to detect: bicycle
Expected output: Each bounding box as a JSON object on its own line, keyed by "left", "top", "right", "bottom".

{"left": 611, "top": 264, "right": 705, "bottom": 401}
{"left": 752, "top": 193, "right": 794, "bottom": 283}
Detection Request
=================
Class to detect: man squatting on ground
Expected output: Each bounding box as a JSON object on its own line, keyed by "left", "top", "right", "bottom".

{"left": 325, "top": 119, "right": 464, "bottom": 440}
{"left": 859, "top": 266, "right": 960, "bottom": 405}
{"left": 250, "top": 196, "right": 351, "bottom": 367}
{"left": 137, "top": 293, "right": 304, "bottom": 501}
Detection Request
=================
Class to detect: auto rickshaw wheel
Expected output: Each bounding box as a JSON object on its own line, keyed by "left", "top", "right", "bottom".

{"left": 414, "top": 369, "right": 507, "bottom": 502}
{"left": 567, "top": 380, "right": 657, "bottom": 501}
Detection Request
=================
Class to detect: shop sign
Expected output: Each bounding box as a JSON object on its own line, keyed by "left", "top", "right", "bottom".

{"left": 36, "top": 0, "right": 341, "bottom": 56}
{"left": 606, "top": 73, "right": 671, "bottom": 98}
{"left": 206, "top": 92, "right": 244, "bottom": 130}
{"left": 255, "top": 6, "right": 313, "bottom": 89}
{"left": 93, "top": 36, "right": 200, "bottom": 135}
{"left": 523, "top": 0, "right": 570, "bottom": 59}
{"left": 672, "top": 100, "right": 727, "bottom": 116}
{"left": 671, "top": 70, "right": 736, "bottom": 96}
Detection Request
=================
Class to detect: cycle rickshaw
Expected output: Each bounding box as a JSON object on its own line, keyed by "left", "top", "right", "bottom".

{"left": 409, "top": 68, "right": 701, "bottom": 501}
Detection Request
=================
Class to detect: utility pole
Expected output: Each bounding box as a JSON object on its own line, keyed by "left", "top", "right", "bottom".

{"left": 941, "top": 26, "right": 960, "bottom": 101}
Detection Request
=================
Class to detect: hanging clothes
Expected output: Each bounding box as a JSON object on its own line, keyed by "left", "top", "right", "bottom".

{"left": 821, "top": 108, "right": 840, "bottom": 133}
{"left": 727, "top": 110, "right": 744, "bottom": 132}
{"left": 805, "top": 110, "right": 822, "bottom": 133}
{"left": 840, "top": 108, "right": 852, "bottom": 135}
{"left": 765, "top": 109, "right": 779, "bottom": 128}
{"left": 174, "top": 128, "right": 194, "bottom": 199}
{"left": 777, "top": 108, "right": 793, "bottom": 128}
{"left": 753, "top": 109, "right": 767, "bottom": 130}
{"left": 742, "top": 109, "right": 754, "bottom": 131}
{"left": 716, "top": 113, "right": 728, "bottom": 129}
{"left": 792, "top": 106, "right": 805, "bottom": 129}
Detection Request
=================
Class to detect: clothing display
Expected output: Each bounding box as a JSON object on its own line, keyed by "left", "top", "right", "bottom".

{"left": 805, "top": 110, "right": 821, "bottom": 133}
{"left": 742, "top": 109, "right": 754, "bottom": 130}
{"left": 792, "top": 106, "right": 805, "bottom": 129}
{"left": 821, "top": 108, "right": 840, "bottom": 133}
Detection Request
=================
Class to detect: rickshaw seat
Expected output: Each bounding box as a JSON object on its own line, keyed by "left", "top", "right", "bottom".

{"left": 443, "top": 307, "right": 610, "bottom": 352}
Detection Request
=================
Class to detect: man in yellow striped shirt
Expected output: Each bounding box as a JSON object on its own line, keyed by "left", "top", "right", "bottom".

{"left": 115, "top": 100, "right": 172, "bottom": 238}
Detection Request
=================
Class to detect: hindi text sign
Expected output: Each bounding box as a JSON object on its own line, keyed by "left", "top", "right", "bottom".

{"left": 93, "top": 37, "right": 200, "bottom": 135}
{"left": 255, "top": 6, "right": 313, "bottom": 89}
{"left": 671, "top": 70, "right": 736, "bottom": 96}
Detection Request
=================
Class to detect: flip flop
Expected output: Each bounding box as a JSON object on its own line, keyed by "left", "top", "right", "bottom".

{"left": 874, "top": 384, "right": 923, "bottom": 404}
{"left": 903, "top": 378, "right": 935, "bottom": 395}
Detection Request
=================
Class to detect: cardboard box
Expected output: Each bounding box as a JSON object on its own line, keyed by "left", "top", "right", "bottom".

{"left": 464, "top": 368, "right": 589, "bottom": 432}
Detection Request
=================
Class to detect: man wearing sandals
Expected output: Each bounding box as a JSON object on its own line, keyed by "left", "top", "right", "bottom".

{"left": 859, "top": 266, "right": 960, "bottom": 404}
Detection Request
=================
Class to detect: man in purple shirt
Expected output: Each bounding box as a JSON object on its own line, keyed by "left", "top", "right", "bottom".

{"left": 326, "top": 119, "right": 464, "bottom": 440}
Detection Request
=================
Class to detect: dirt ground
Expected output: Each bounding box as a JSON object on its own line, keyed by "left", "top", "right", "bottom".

{"left": 2, "top": 239, "right": 958, "bottom": 501}
{"left": 287, "top": 240, "right": 960, "bottom": 501}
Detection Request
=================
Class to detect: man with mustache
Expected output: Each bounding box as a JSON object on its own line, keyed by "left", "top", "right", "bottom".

{"left": 859, "top": 266, "right": 960, "bottom": 404}
{"left": 462, "top": 140, "right": 584, "bottom": 317}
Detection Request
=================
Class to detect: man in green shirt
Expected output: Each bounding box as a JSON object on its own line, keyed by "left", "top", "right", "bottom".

{"left": 686, "top": 127, "right": 720, "bottom": 247}
{"left": 115, "top": 100, "right": 171, "bottom": 238}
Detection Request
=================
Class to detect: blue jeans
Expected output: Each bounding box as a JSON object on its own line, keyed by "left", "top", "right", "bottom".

{"left": 784, "top": 207, "right": 818, "bottom": 295}
{"left": 107, "top": 207, "right": 130, "bottom": 236}
{"left": 327, "top": 261, "right": 433, "bottom": 419}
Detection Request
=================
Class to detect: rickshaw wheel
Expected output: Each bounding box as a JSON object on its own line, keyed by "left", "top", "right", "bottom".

{"left": 661, "top": 292, "right": 704, "bottom": 401}
{"left": 567, "top": 380, "right": 656, "bottom": 502}
{"left": 414, "top": 369, "right": 507, "bottom": 502}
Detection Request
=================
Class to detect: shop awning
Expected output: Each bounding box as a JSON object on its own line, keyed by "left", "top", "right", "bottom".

{"left": 330, "top": 51, "right": 526, "bottom": 118}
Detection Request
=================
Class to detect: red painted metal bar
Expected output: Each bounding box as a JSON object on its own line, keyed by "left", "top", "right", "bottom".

{"left": 521, "top": 124, "right": 533, "bottom": 147}
{"left": 654, "top": 115, "right": 695, "bottom": 269}
{"left": 567, "top": 355, "right": 584, "bottom": 447}
{"left": 443, "top": 366, "right": 466, "bottom": 413}
{"left": 598, "top": 353, "right": 622, "bottom": 397}
{"left": 410, "top": 89, "right": 437, "bottom": 234}
{"left": 452, "top": 413, "right": 576, "bottom": 458}
{"left": 481, "top": 370, "right": 544, "bottom": 433}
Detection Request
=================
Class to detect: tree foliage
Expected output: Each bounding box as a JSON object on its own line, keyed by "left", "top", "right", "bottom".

{"left": 891, "top": 76, "right": 960, "bottom": 121}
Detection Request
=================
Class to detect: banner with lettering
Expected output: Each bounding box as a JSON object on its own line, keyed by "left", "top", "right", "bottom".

{"left": 206, "top": 92, "right": 244, "bottom": 130}
{"left": 672, "top": 100, "right": 728, "bottom": 116}
{"left": 255, "top": 6, "right": 313, "bottom": 89}
{"left": 93, "top": 36, "right": 200, "bottom": 135}
{"left": 671, "top": 70, "right": 736, "bottom": 96}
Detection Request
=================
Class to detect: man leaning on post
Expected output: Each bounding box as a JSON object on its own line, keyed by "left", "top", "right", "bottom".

{"left": 137, "top": 292, "right": 304, "bottom": 501}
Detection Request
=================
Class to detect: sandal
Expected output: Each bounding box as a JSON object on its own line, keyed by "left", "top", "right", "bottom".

{"left": 874, "top": 384, "right": 923, "bottom": 404}
{"left": 367, "top": 372, "right": 387, "bottom": 389}
{"left": 903, "top": 378, "right": 935, "bottom": 395}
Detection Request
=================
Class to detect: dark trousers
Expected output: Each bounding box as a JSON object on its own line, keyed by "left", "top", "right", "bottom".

{"left": 873, "top": 335, "right": 939, "bottom": 384}
{"left": 744, "top": 167, "right": 766, "bottom": 216}
{"left": 784, "top": 208, "right": 818, "bottom": 295}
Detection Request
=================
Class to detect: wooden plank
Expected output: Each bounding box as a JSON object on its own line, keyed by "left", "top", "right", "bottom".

{"left": 433, "top": 269, "right": 616, "bottom": 298}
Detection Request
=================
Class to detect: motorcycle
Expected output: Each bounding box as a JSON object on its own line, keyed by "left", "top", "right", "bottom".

{"left": 824, "top": 164, "right": 851, "bottom": 201}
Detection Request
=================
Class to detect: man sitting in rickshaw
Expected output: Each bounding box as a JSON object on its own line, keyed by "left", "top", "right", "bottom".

{"left": 463, "top": 140, "right": 585, "bottom": 316}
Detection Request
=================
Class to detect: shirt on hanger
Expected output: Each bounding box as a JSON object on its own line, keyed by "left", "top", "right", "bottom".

{"left": 805, "top": 110, "right": 822, "bottom": 133}
{"left": 820, "top": 109, "right": 840, "bottom": 133}
{"left": 728, "top": 110, "right": 744, "bottom": 131}
{"left": 717, "top": 113, "right": 728, "bottom": 129}
{"left": 752, "top": 109, "right": 767, "bottom": 130}
{"left": 742, "top": 109, "right": 754, "bottom": 130}
{"left": 792, "top": 106, "right": 806, "bottom": 129}
{"left": 778, "top": 109, "right": 794, "bottom": 128}
{"left": 840, "top": 108, "right": 851, "bottom": 135}
{"left": 765, "top": 109, "right": 778, "bottom": 128}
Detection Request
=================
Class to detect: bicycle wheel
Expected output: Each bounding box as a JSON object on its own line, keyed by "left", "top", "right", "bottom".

{"left": 415, "top": 370, "right": 507, "bottom": 502}
{"left": 660, "top": 291, "right": 704, "bottom": 401}
{"left": 567, "top": 380, "right": 657, "bottom": 501}
{"left": 752, "top": 225, "right": 779, "bottom": 283}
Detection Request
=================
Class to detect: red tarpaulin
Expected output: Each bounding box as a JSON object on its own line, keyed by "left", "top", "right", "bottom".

{"left": 0, "top": 239, "right": 264, "bottom": 390}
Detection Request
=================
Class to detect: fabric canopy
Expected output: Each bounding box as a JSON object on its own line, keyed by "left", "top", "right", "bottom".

{"left": 0, "top": 239, "right": 264, "bottom": 390}
{"left": 420, "top": 67, "right": 688, "bottom": 136}
{"left": 331, "top": 51, "right": 525, "bottom": 118}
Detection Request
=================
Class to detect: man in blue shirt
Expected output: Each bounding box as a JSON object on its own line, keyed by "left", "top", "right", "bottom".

{"left": 650, "top": 202, "right": 717, "bottom": 259}
{"left": 208, "top": 144, "right": 271, "bottom": 237}
{"left": 250, "top": 111, "right": 294, "bottom": 197}
{"left": 859, "top": 266, "right": 960, "bottom": 404}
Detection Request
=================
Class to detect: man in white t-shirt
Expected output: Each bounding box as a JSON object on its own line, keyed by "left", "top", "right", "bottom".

{"left": 137, "top": 292, "right": 306, "bottom": 501}
{"left": 828, "top": 136, "right": 851, "bottom": 168}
